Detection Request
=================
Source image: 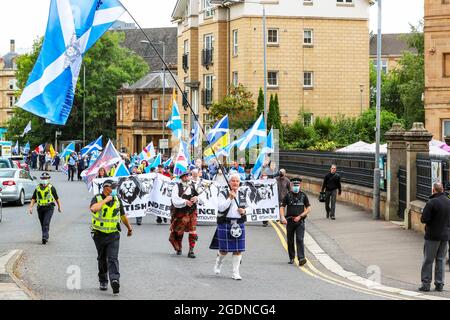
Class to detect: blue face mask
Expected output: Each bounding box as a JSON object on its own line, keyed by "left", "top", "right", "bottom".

{"left": 111, "top": 190, "right": 117, "bottom": 197}
{"left": 293, "top": 186, "right": 300, "bottom": 193}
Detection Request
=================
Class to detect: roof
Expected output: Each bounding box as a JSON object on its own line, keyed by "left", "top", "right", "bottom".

{"left": 124, "top": 71, "right": 178, "bottom": 92}
{"left": 1, "top": 52, "right": 19, "bottom": 69}
{"left": 370, "top": 33, "right": 417, "bottom": 56}
{"left": 116, "top": 27, "right": 177, "bottom": 71}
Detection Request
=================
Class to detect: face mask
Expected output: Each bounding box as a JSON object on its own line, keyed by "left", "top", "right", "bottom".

{"left": 293, "top": 186, "right": 300, "bottom": 193}
{"left": 111, "top": 190, "right": 118, "bottom": 197}
{"left": 40, "top": 179, "right": 49, "bottom": 186}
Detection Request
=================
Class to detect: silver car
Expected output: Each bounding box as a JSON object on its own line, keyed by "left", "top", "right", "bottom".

{"left": 0, "top": 169, "right": 37, "bottom": 206}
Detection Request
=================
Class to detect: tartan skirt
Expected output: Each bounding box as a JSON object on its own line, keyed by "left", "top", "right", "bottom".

{"left": 209, "top": 223, "right": 245, "bottom": 252}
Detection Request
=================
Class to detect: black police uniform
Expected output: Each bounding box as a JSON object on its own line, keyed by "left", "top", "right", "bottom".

{"left": 31, "top": 185, "right": 59, "bottom": 242}
{"left": 281, "top": 190, "right": 310, "bottom": 262}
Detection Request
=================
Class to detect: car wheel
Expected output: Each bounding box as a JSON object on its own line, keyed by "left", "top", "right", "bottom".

{"left": 16, "top": 190, "right": 25, "bottom": 206}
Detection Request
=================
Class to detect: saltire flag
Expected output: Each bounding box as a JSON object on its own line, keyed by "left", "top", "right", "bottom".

{"left": 238, "top": 114, "right": 266, "bottom": 151}
{"left": 261, "top": 128, "right": 275, "bottom": 154}
{"left": 88, "top": 149, "right": 100, "bottom": 168}
{"left": 24, "top": 142, "right": 30, "bottom": 154}
{"left": 216, "top": 135, "right": 246, "bottom": 158}
{"left": 190, "top": 121, "right": 201, "bottom": 147}
{"left": 49, "top": 144, "right": 56, "bottom": 158}
{"left": 204, "top": 115, "right": 229, "bottom": 161}
{"left": 81, "top": 140, "right": 122, "bottom": 190}
{"left": 113, "top": 161, "right": 130, "bottom": 177}
{"left": 251, "top": 149, "right": 267, "bottom": 179}
{"left": 148, "top": 153, "right": 162, "bottom": 170}
{"left": 163, "top": 157, "right": 173, "bottom": 168}
{"left": 35, "top": 144, "right": 45, "bottom": 153}
{"left": 173, "top": 145, "right": 188, "bottom": 176}
{"left": 60, "top": 142, "right": 75, "bottom": 159}
{"left": 81, "top": 135, "right": 103, "bottom": 157}
{"left": 13, "top": 141, "right": 19, "bottom": 155}
{"left": 181, "top": 140, "right": 191, "bottom": 162}
{"left": 16, "top": 0, "right": 125, "bottom": 125}
{"left": 166, "top": 91, "right": 183, "bottom": 140}
{"left": 139, "top": 142, "right": 156, "bottom": 161}
{"left": 21, "top": 121, "right": 32, "bottom": 137}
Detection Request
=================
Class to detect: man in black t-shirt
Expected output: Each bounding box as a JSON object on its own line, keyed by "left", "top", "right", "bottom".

{"left": 280, "top": 178, "right": 311, "bottom": 266}
{"left": 321, "top": 164, "right": 342, "bottom": 220}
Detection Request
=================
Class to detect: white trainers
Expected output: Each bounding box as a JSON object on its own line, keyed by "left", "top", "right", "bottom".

{"left": 232, "top": 255, "right": 242, "bottom": 280}
{"left": 214, "top": 254, "right": 225, "bottom": 274}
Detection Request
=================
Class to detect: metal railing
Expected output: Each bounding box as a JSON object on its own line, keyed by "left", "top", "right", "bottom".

{"left": 279, "top": 151, "right": 386, "bottom": 191}
{"left": 416, "top": 153, "right": 450, "bottom": 202}
{"left": 182, "top": 53, "right": 189, "bottom": 71}
{"left": 202, "top": 48, "right": 214, "bottom": 68}
{"left": 202, "top": 88, "right": 213, "bottom": 108}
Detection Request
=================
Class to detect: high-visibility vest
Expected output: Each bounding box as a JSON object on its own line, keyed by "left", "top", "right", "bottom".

{"left": 91, "top": 195, "right": 121, "bottom": 234}
{"left": 109, "top": 167, "right": 116, "bottom": 177}
{"left": 36, "top": 184, "right": 55, "bottom": 206}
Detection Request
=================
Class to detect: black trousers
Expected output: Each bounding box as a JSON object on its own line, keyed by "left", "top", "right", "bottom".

{"left": 37, "top": 206, "right": 54, "bottom": 240}
{"left": 68, "top": 165, "right": 75, "bottom": 181}
{"left": 325, "top": 189, "right": 337, "bottom": 218}
{"left": 286, "top": 220, "right": 305, "bottom": 260}
{"left": 92, "top": 231, "right": 120, "bottom": 284}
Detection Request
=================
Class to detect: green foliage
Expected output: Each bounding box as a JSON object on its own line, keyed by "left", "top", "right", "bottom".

{"left": 256, "top": 88, "right": 264, "bottom": 117}
{"left": 7, "top": 32, "right": 149, "bottom": 148}
{"left": 209, "top": 84, "right": 256, "bottom": 129}
{"left": 307, "top": 140, "right": 337, "bottom": 151}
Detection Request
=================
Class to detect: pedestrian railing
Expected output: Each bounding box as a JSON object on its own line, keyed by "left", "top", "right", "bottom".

{"left": 416, "top": 153, "right": 450, "bottom": 202}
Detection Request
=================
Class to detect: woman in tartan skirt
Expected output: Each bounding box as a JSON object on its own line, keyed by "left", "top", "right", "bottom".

{"left": 209, "top": 173, "right": 249, "bottom": 280}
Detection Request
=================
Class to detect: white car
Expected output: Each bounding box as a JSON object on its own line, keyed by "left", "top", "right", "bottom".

{"left": 0, "top": 169, "right": 37, "bottom": 206}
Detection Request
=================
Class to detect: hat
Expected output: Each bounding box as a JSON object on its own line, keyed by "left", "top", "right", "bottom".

{"left": 280, "top": 169, "right": 286, "bottom": 175}
{"left": 40, "top": 172, "right": 51, "bottom": 180}
{"left": 179, "top": 172, "right": 190, "bottom": 178}
{"left": 291, "top": 177, "right": 302, "bottom": 184}
{"left": 103, "top": 180, "right": 118, "bottom": 188}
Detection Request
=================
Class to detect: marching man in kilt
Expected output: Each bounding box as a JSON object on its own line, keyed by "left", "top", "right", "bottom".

{"left": 210, "top": 173, "right": 249, "bottom": 280}
{"left": 170, "top": 172, "right": 199, "bottom": 258}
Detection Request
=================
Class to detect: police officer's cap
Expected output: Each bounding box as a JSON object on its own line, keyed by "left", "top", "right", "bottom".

{"left": 103, "top": 180, "right": 117, "bottom": 188}
{"left": 291, "top": 177, "right": 302, "bottom": 185}
{"left": 40, "top": 172, "right": 51, "bottom": 180}
{"left": 179, "top": 172, "right": 190, "bottom": 178}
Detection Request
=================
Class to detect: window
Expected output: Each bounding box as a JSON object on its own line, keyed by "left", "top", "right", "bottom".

{"left": 118, "top": 99, "right": 123, "bottom": 121}
{"left": 267, "top": 71, "right": 278, "bottom": 87}
{"left": 232, "top": 72, "right": 239, "bottom": 87}
{"left": 203, "top": 74, "right": 213, "bottom": 107}
{"left": 183, "top": 114, "right": 189, "bottom": 132}
{"left": 267, "top": 28, "right": 279, "bottom": 45}
{"left": 8, "top": 79, "right": 17, "bottom": 90}
{"left": 233, "top": 30, "right": 238, "bottom": 56}
{"left": 444, "top": 53, "right": 450, "bottom": 77}
{"left": 303, "top": 113, "right": 314, "bottom": 126}
{"left": 204, "top": 114, "right": 214, "bottom": 132}
{"left": 303, "top": 29, "right": 313, "bottom": 45}
{"left": 184, "top": 40, "right": 189, "bottom": 54}
{"left": 373, "top": 59, "right": 388, "bottom": 73}
{"left": 203, "top": 0, "right": 212, "bottom": 18}
{"left": 152, "top": 99, "right": 159, "bottom": 120}
{"left": 204, "top": 34, "right": 213, "bottom": 50}
{"left": 303, "top": 71, "right": 314, "bottom": 88}
{"left": 9, "top": 96, "right": 16, "bottom": 107}
{"left": 205, "top": 74, "right": 213, "bottom": 91}
{"left": 443, "top": 120, "right": 450, "bottom": 139}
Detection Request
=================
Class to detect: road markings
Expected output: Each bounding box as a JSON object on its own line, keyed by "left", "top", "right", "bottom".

{"left": 269, "top": 221, "right": 418, "bottom": 300}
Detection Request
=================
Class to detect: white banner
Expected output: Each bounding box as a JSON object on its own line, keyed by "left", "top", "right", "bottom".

{"left": 92, "top": 174, "right": 280, "bottom": 222}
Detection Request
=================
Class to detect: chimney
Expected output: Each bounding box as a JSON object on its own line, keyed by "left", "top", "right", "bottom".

{"left": 10, "top": 40, "right": 15, "bottom": 53}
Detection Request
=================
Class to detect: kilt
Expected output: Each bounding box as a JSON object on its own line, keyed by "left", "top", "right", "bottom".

{"left": 209, "top": 223, "right": 245, "bottom": 252}
{"left": 170, "top": 211, "right": 197, "bottom": 233}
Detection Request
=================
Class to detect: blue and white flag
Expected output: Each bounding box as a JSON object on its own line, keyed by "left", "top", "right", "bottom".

{"left": 21, "top": 121, "right": 32, "bottom": 137}
{"left": 206, "top": 115, "right": 228, "bottom": 145}
{"left": 261, "top": 128, "right": 275, "bottom": 154}
{"left": 88, "top": 149, "right": 100, "bottom": 167}
{"left": 251, "top": 149, "right": 267, "bottom": 179}
{"left": 81, "top": 135, "right": 103, "bottom": 157}
{"left": 167, "top": 92, "right": 183, "bottom": 140}
{"left": 148, "top": 153, "right": 162, "bottom": 170}
{"left": 24, "top": 142, "right": 30, "bottom": 154}
{"left": 238, "top": 114, "right": 266, "bottom": 151}
{"left": 13, "top": 141, "right": 19, "bottom": 155}
{"left": 163, "top": 157, "right": 173, "bottom": 168}
{"left": 113, "top": 161, "right": 130, "bottom": 177}
{"left": 16, "top": 0, "right": 125, "bottom": 125}
{"left": 190, "top": 121, "right": 201, "bottom": 148}
{"left": 60, "top": 141, "right": 75, "bottom": 159}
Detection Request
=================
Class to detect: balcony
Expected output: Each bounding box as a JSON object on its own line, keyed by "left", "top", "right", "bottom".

{"left": 202, "top": 48, "right": 214, "bottom": 69}
{"left": 182, "top": 53, "right": 189, "bottom": 72}
{"left": 202, "top": 89, "right": 213, "bottom": 109}
{"left": 182, "top": 91, "right": 189, "bottom": 110}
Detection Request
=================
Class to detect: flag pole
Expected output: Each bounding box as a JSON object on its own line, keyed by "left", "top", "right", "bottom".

{"left": 119, "top": 2, "right": 237, "bottom": 199}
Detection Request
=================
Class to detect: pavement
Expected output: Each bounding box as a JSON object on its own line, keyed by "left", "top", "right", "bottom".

{"left": 0, "top": 170, "right": 446, "bottom": 300}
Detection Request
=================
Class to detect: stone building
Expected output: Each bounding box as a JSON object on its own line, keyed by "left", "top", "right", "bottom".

{"left": 172, "top": 0, "right": 373, "bottom": 132}
{"left": 424, "top": 0, "right": 450, "bottom": 140}
{"left": 116, "top": 71, "right": 177, "bottom": 155}
{"left": 0, "top": 40, "right": 19, "bottom": 140}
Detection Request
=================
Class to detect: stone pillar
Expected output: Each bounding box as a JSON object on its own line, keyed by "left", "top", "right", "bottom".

{"left": 384, "top": 123, "right": 406, "bottom": 222}
{"left": 403, "top": 123, "right": 433, "bottom": 229}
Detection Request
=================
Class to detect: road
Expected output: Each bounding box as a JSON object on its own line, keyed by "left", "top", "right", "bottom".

{"left": 0, "top": 171, "right": 388, "bottom": 300}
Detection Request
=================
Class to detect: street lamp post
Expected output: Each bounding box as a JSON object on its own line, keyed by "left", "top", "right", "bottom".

{"left": 373, "top": 0, "right": 382, "bottom": 220}
{"left": 140, "top": 40, "right": 166, "bottom": 155}
{"left": 360, "top": 84, "right": 364, "bottom": 115}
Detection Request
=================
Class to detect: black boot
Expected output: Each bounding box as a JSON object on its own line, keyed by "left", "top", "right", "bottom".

{"left": 187, "top": 249, "right": 196, "bottom": 259}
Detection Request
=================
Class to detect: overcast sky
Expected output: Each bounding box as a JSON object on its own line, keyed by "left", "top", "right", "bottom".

{"left": 0, "top": 0, "right": 424, "bottom": 55}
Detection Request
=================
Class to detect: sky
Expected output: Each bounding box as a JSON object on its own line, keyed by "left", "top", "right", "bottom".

{"left": 0, "top": 0, "right": 424, "bottom": 55}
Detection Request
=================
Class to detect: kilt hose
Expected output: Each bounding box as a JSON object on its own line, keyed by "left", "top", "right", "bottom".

{"left": 169, "top": 210, "right": 198, "bottom": 251}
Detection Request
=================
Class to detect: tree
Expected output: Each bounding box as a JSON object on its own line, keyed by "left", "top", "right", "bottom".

{"left": 256, "top": 88, "right": 264, "bottom": 117}
{"left": 8, "top": 31, "right": 149, "bottom": 148}
{"left": 267, "top": 94, "right": 275, "bottom": 129}
{"left": 209, "top": 84, "right": 256, "bottom": 129}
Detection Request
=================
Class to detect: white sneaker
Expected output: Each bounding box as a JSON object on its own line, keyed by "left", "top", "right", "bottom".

{"left": 214, "top": 254, "right": 225, "bottom": 274}
{"left": 232, "top": 255, "right": 242, "bottom": 280}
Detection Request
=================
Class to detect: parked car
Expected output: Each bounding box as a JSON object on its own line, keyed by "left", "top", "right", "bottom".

{"left": 0, "top": 169, "right": 37, "bottom": 206}
{"left": 10, "top": 156, "right": 30, "bottom": 172}
{"left": 0, "top": 158, "right": 18, "bottom": 169}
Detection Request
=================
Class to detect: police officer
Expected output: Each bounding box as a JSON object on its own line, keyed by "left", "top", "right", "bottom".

{"left": 28, "top": 172, "right": 62, "bottom": 244}
{"left": 90, "top": 179, "right": 133, "bottom": 295}
{"left": 280, "top": 178, "right": 311, "bottom": 266}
